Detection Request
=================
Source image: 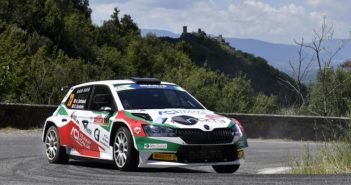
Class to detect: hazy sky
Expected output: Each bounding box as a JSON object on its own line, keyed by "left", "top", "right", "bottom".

{"left": 89, "top": 0, "right": 351, "bottom": 44}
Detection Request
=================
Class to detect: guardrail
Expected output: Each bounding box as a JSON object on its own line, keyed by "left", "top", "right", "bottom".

{"left": 0, "top": 103, "right": 349, "bottom": 141}
{"left": 221, "top": 113, "right": 350, "bottom": 141}
{"left": 0, "top": 103, "right": 57, "bottom": 129}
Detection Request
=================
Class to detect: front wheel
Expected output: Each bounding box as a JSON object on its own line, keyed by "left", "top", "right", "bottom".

{"left": 45, "top": 126, "right": 69, "bottom": 163}
{"left": 212, "top": 165, "right": 240, "bottom": 173}
{"left": 113, "top": 127, "right": 138, "bottom": 171}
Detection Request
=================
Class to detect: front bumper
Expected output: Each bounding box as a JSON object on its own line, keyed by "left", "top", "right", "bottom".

{"left": 137, "top": 144, "right": 244, "bottom": 168}
{"left": 138, "top": 159, "right": 241, "bottom": 168}
{"left": 133, "top": 125, "right": 246, "bottom": 168}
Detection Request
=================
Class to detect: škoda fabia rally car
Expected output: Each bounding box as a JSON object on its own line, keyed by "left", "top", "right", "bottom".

{"left": 42, "top": 78, "right": 248, "bottom": 173}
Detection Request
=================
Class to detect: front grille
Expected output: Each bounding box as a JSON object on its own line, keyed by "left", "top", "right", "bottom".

{"left": 177, "top": 128, "right": 233, "bottom": 144}
{"left": 177, "top": 145, "right": 238, "bottom": 163}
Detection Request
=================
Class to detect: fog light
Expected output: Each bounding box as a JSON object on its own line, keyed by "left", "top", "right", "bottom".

{"left": 152, "top": 153, "right": 177, "bottom": 161}
{"left": 237, "top": 149, "right": 244, "bottom": 159}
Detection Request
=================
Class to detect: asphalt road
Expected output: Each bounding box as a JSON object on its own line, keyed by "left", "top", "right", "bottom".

{"left": 0, "top": 131, "right": 350, "bottom": 185}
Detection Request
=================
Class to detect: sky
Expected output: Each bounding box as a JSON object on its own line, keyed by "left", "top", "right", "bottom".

{"left": 89, "top": 0, "right": 351, "bottom": 44}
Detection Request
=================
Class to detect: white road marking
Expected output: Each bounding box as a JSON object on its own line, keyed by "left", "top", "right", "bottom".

{"left": 257, "top": 167, "right": 291, "bottom": 174}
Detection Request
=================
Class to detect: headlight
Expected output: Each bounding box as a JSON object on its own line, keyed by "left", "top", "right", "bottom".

{"left": 230, "top": 124, "right": 240, "bottom": 137}
{"left": 142, "top": 125, "right": 177, "bottom": 137}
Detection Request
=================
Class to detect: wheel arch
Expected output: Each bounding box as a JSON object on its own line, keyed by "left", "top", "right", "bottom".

{"left": 109, "top": 121, "right": 138, "bottom": 150}
{"left": 42, "top": 121, "right": 56, "bottom": 142}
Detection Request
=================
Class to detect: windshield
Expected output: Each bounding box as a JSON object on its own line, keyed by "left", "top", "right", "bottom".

{"left": 116, "top": 85, "right": 204, "bottom": 110}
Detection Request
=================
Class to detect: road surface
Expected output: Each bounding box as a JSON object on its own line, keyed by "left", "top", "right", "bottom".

{"left": 0, "top": 131, "right": 350, "bottom": 185}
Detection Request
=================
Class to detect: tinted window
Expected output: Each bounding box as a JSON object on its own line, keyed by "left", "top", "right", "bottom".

{"left": 66, "top": 86, "right": 92, "bottom": 110}
{"left": 89, "top": 85, "right": 117, "bottom": 111}
{"left": 117, "top": 88, "right": 204, "bottom": 110}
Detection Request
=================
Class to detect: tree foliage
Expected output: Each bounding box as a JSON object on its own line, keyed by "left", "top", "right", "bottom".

{"left": 0, "top": 0, "right": 284, "bottom": 113}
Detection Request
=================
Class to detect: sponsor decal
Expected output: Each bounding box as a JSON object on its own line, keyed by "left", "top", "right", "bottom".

{"left": 94, "top": 128, "right": 100, "bottom": 141}
{"left": 206, "top": 114, "right": 224, "bottom": 119}
{"left": 73, "top": 99, "right": 87, "bottom": 104}
{"left": 134, "top": 127, "right": 141, "bottom": 135}
{"left": 198, "top": 118, "right": 227, "bottom": 124}
{"left": 93, "top": 115, "right": 105, "bottom": 125}
{"left": 76, "top": 87, "right": 91, "bottom": 94}
{"left": 139, "top": 84, "right": 167, "bottom": 88}
{"left": 100, "top": 133, "right": 109, "bottom": 148}
{"left": 70, "top": 127, "right": 92, "bottom": 149}
{"left": 115, "top": 84, "right": 184, "bottom": 92}
{"left": 170, "top": 115, "right": 227, "bottom": 125}
{"left": 114, "top": 85, "right": 133, "bottom": 92}
{"left": 171, "top": 115, "right": 198, "bottom": 125}
{"left": 144, "top": 143, "right": 167, "bottom": 149}
{"left": 71, "top": 104, "right": 84, "bottom": 109}
{"left": 159, "top": 110, "right": 207, "bottom": 115}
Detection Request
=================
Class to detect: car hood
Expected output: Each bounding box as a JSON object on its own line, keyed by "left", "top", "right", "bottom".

{"left": 126, "top": 109, "right": 233, "bottom": 131}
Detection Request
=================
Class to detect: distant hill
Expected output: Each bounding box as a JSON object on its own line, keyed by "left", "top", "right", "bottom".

{"left": 141, "top": 29, "right": 179, "bottom": 38}
{"left": 161, "top": 32, "right": 298, "bottom": 104}
{"left": 142, "top": 29, "right": 351, "bottom": 82}
{"left": 226, "top": 38, "right": 351, "bottom": 82}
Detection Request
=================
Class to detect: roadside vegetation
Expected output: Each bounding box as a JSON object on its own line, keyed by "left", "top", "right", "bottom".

{"left": 1, "top": 1, "right": 350, "bottom": 118}
{"left": 290, "top": 135, "right": 351, "bottom": 174}
{"left": 287, "top": 17, "right": 351, "bottom": 174}
{"left": 0, "top": 0, "right": 280, "bottom": 114}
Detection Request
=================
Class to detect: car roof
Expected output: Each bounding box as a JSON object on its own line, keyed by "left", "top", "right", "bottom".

{"left": 72, "top": 80, "right": 176, "bottom": 89}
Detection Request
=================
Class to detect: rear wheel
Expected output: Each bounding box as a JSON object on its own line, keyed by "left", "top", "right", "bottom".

{"left": 212, "top": 165, "right": 240, "bottom": 173}
{"left": 45, "top": 126, "right": 69, "bottom": 163}
{"left": 113, "top": 127, "right": 138, "bottom": 171}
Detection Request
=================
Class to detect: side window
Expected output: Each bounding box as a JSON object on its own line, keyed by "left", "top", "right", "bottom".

{"left": 65, "top": 86, "right": 92, "bottom": 110}
{"left": 89, "top": 85, "right": 117, "bottom": 111}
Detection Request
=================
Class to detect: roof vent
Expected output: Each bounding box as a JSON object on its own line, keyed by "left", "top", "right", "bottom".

{"left": 130, "top": 77, "right": 161, "bottom": 84}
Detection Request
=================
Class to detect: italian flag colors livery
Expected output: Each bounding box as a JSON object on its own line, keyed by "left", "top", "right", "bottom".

{"left": 42, "top": 78, "right": 248, "bottom": 173}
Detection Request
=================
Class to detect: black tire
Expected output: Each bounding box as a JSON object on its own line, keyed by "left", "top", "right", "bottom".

{"left": 44, "top": 126, "right": 69, "bottom": 163}
{"left": 113, "top": 127, "right": 138, "bottom": 171}
{"left": 212, "top": 165, "right": 240, "bottom": 173}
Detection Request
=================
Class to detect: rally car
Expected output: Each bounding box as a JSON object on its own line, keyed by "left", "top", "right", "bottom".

{"left": 42, "top": 78, "right": 248, "bottom": 173}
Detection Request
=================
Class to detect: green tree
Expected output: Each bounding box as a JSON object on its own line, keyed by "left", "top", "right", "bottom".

{"left": 216, "top": 78, "right": 254, "bottom": 113}
{"left": 0, "top": 25, "right": 28, "bottom": 102}
{"left": 309, "top": 65, "right": 351, "bottom": 116}
{"left": 252, "top": 94, "right": 278, "bottom": 114}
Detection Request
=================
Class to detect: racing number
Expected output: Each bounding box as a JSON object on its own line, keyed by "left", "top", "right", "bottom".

{"left": 67, "top": 94, "right": 75, "bottom": 107}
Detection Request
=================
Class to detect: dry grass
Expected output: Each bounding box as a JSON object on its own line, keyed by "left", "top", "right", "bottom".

{"left": 290, "top": 140, "right": 351, "bottom": 174}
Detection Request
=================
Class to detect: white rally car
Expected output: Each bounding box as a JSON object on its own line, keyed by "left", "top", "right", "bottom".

{"left": 42, "top": 78, "right": 248, "bottom": 173}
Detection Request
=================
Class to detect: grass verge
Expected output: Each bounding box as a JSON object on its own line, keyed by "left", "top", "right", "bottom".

{"left": 290, "top": 140, "right": 351, "bottom": 174}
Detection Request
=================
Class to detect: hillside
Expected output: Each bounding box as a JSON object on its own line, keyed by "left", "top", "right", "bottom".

{"left": 161, "top": 32, "right": 297, "bottom": 104}
{"left": 0, "top": 0, "right": 285, "bottom": 113}
{"left": 143, "top": 29, "right": 351, "bottom": 82}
